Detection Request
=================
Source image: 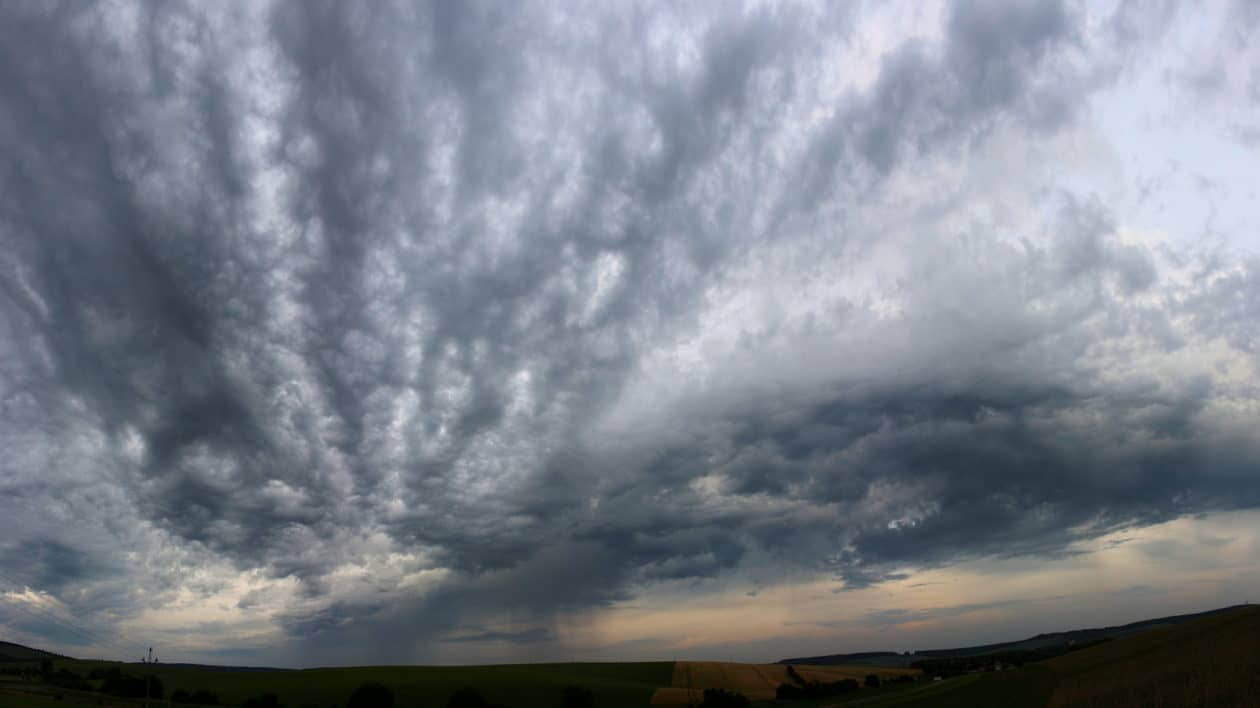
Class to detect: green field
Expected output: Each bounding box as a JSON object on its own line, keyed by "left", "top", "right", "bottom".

{"left": 0, "top": 693, "right": 93, "bottom": 708}
{"left": 21, "top": 661, "right": 672, "bottom": 708}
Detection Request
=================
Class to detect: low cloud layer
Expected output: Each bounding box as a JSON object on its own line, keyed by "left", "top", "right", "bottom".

{"left": 1, "top": 0, "right": 1259, "bottom": 665}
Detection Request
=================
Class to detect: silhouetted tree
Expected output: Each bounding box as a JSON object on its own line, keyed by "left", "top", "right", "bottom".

{"left": 47, "top": 667, "right": 88, "bottom": 690}
{"left": 194, "top": 689, "right": 222, "bottom": 705}
{"left": 775, "top": 678, "right": 859, "bottom": 700}
{"left": 447, "top": 687, "right": 487, "bottom": 708}
{"left": 561, "top": 685, "right": 593, "bottom": 708}
{"left": 347, "top": 682, "right": 395, "bottom": 708}
{"left": 102, "top": 673, "right": 164, "bottom": 700}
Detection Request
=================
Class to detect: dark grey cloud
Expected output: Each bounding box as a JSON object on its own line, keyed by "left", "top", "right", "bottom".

{"left": 858, "top": 600, "right": 1022, "bottom": 628}
{"left": 856, "top": 0, "right": 1077, "bottom": 172}
{"left": 442, "top": 627, "right": 553, "bottom": 645}
{"left": 1, "top": 0, "right": 1258, "bottom": 664}
{"left": 0, "top": 541, "right": 113, "bottom": 597}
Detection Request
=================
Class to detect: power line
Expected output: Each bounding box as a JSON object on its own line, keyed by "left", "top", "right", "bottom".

{"left": 0, "top": 569, "right": 221, "bottom": 663}
{"left": 141, "top": 646, "right": 158, "bottom": 708}
{"left": 0, "top": 576, "right": 121, "bottom": 652}
{"left": 8, "top": 595, "right": 191, "bottom": 662}
{"left": 0, "top": 589, "right": 130, "bottom": 659}
{"left": 0, "top": 571, "right": 136, "bottom": 660}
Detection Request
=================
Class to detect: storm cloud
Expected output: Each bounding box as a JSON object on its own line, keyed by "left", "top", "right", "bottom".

{"left": 1, "top": 0, "right": 1259, "bottom": 665}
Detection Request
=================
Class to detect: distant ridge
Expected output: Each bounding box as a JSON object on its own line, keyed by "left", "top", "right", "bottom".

{"left": 0, "top": 641, "right": 288, "bottom": 672}
{"left": 149, "top": 662, "right": 293, "bottom": 673}
{"left": 0, "top": 640, "right": 70, "bottom": 662}
{"left": 776, "top": 650, "right": 904, "bottom": 666}
{"left": 778, "top": 603, "right": 1253, "bottom": 666}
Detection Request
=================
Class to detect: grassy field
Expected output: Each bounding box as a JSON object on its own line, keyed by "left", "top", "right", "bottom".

{"left": 4, "top": 658, "right": 922, "bottom": 708}
{"left": 0, "top": 679, "right": 146, "bottom": 708}
{"left": 1043, "top": 604, "right": 1260, "bottom": 707}
{"left": 34, "top": 661, "right": 673, "bottom": 708}
{"left": 0, "top": 692, "right": 95, "bottom": 708}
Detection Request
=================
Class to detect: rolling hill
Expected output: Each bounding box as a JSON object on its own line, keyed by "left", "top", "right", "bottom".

{"left": 0, "top": 640, "right": 66, "bottom": 662}
{"left": 799, "top": 604, "right": 1260, "bottom": 707}
{"left": 777, "top": 603, "right": 1255, "bottom": 667}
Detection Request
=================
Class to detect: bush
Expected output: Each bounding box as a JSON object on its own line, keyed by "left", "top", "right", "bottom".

{"left": 699, "top": 688, "right": 749, "bottom": 708}
{"left": 88, "top": 667, "right": 121, "bottom": 680}
{"left": 561, "top": 685, "right": 593, "bottom": 708}
{"left": 102, "top": 673, "right": 164, "bottom": 700}
{"left": 173, "top": 689, "right": 221, "bottom": 705}
{"left": 347, "top": 682, "right": 395, "bottom": 708}
{"left": 48, "top": 668, "right": 80, "bottom": 680}
{"left": 47, "top": 668, "right": 90, "bottom": 691}
{"left": 785, "top": 665, "right": 805, "bottom": 686}
{"left": 447, "top": 687, "right": 487, "bottom": 708}
{"left": 193, "top": 689, "right": 221, "bottom": 705}
{"left": 242, "top": 693, "right": 283, "bottom": 708}
{"left": 864, "top": 674, "right": 880, "bottom": 688}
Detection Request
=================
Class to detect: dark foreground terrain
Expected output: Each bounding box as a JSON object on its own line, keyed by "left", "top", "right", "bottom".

{"left": 2, "top": 605, "right": 1257, "bottom": 707}
{"left": 779, "top": 603, "right": 1253, "bottom": 667}
{"left": 797, "top": 605, "right": 1260, "bottom": 708}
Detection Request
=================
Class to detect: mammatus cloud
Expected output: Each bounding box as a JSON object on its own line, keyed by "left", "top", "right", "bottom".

{"left": 1, "top": 0, "right": 1258, "bottom": 664}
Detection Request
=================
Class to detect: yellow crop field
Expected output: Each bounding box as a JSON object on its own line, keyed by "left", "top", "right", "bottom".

{"left": 650, "top": 661, "right": 920, "bottom": 703}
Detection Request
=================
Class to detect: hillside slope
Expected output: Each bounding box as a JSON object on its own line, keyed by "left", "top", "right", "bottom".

{"left": 1043, "top": 604, "right": 1260, "bottom": 707}
{"left": 0, "top": 641, "right": 67, "bottom": 662}
{"left": 848, "top": 605, "right": 1260, "bottom": 707}
{"left": 778, "top": 604, "right": 1253, "bottom": 667}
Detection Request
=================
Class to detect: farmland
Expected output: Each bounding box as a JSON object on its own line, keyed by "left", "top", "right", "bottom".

{"left": 1, "top": 662, "right": 673, "bottom": 708}
{"left": 650, "top": 661, "right": 918, "bottom": 703}
{"left": 2, "top": 605, "right": 1258, "bottom": 707}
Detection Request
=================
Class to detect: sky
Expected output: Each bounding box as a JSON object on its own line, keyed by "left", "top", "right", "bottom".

{"left": 1, "top": 0, "right": 1259, "bottom": 668}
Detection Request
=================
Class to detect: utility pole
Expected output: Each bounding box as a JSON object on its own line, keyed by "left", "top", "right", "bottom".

{"left": 141, "top": 646, "right": 158, "bottom": 708}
